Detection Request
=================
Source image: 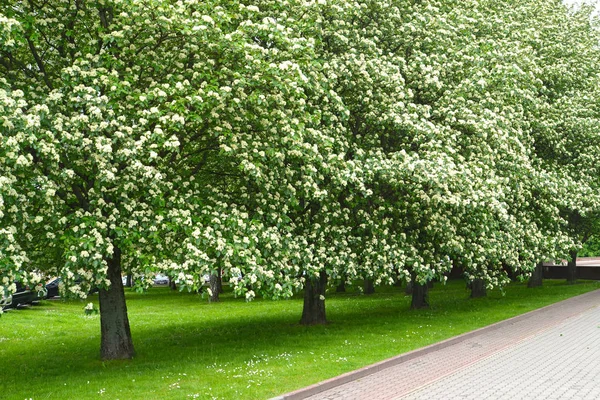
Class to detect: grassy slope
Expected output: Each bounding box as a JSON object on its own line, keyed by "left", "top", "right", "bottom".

{"left": 0, "top": 279, "right": 598, "bottom": 399}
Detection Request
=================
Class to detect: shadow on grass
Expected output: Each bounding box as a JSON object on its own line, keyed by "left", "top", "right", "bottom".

{"left": 1, "top": 280, "right": 598, "bottom": 399}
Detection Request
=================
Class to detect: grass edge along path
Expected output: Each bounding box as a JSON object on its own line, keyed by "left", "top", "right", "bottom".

{"left": 0, "top": 279, "right": 598, "bottom": 400}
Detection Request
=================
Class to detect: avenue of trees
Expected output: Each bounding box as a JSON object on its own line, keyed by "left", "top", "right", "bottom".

{"left": 2, "top": 0, "right": 600, "bottom": 359}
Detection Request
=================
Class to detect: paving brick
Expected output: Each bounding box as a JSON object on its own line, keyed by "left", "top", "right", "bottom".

{"left": 276, "top": 289, "right": 600, "bottom": 400}
{"left": 399, "top": 299, "right": 600, "bottom": 400}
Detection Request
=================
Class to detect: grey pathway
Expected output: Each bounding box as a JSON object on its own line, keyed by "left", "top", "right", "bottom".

{"left": 399, "top": 303, "right": 600, "bottom": 400}
{"left": 275, "top": 289, "right": 600, "bottom": 400}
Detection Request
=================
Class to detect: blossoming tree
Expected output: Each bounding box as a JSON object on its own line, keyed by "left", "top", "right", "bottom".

{"left": 0, "top": 0, "right": 347, "bottom": 356}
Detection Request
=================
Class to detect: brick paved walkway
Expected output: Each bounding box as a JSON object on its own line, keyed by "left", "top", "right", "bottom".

{"left": 273, "top": 289, "right": 600, "bottom": 400}
{"left": 400, "top": 305, "right": 600, "bottom": 400}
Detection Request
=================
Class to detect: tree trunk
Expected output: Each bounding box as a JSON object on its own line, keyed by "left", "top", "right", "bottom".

{"left": 364, "top": 278, "right": 375, "bottom": 294}
{"left": 567, "top": 249, "right": 578, "bottom": 284}
{"left": 527, "top": 263, "right": 544, "bottom": 288}
{"left": 300, "top": 271, "right": 328, "bottom": 325}
{"left": 405, "top": 281, "right": 413, "bottom": 295}
{"left": 336, "top": 281, "right": 346, "bottom": 293}
{"left": 209, "top": 272, "right": 220, "bottom": 302}
{"left": 169, "top": 280, "right": 177, "bottom": 290}
{"left": 410, "top": 281, "right": 429, "bottom": 309}
{"left": 217, "top": 267, "right": 223, "bottom": 294}
{"left": 125, "top": 273, "right": 132, "bottom": 288}
{"left": 470, "top": 279, "right": 487, "bottom": 298}
{"left": 99, "top": 246, "right": 135, "bottom": 360}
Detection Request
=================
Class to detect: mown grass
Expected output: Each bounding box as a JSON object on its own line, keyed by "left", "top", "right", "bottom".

{"left": 0, "top": 279, "right": 598, "bottom": 399}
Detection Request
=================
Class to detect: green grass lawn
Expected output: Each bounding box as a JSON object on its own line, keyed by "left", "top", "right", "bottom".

{"left": 0, "top": 279, "right": 598, "bottom": 399}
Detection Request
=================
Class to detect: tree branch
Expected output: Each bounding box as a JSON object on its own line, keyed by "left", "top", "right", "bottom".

{"left": 26, "top": 37, "right": 53, "bottom": 90}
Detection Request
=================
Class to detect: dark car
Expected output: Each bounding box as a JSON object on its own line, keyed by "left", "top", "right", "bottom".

{"left": 9, "top": 282, "right": 37, "bottom": 308}
{"left": 45, "top": 277, "right": 61, "bottom": 299}
{"left": 1, "top": 294, "right": 11, "bottom": 310}
{"left": 45, "top": 277, "right": 98, "bottom": 298}
{"left": 153, "top": 274, "right": 170, "bottom": 285}
{"left": 34, "top": 284, "right": 47, "bottom": 301}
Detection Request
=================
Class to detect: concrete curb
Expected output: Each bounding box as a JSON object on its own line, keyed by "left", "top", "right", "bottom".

{"left": 270, "top": 288, "right": 600, "bottom": 400}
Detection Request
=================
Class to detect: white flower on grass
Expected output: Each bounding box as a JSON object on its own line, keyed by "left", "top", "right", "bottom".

{"left": 84, "top": 302, "right": 98, "bottom": 315}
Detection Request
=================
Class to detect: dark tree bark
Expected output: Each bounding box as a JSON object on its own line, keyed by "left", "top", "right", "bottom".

{"left": 169, "top": 280, "right": 177, "bottom": 290}
{"left": 209, "top": 272, "right": 220, "bottom": 302}
{"left": 217, "top": 267, "right": 223, "bottom": 294}
{"left": 410, "top": 281, "right": 429, "bottom": 309}
{"left": 336, "top": 281, "right": 346, "bottom": 293}
{"left": 125, "top": 273, "right": 132, "bottom": 288}
{"left": 364, "top": 278, "right": 375, "bottom": 294}
{"left": 470, "top": 279, "right": 487, "bottom": 298}
{"left": 567, "top": 249, "right": 578, "bottom": 284}
{"left": 528, "top": 263, "right": 544, "bottom": 288}
{"left": 99, "top": 246, "right": 135, "bottom": 360}
{"left": 300, "top": 271, "right": 328, "bottom": 325}
{"left": 405, "top": 281, "right": 413, "bottom": 295}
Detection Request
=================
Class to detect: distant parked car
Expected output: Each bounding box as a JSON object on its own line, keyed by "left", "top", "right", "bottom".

{"left": 153, "top": 274, "right": 169, "bottom": 285}
{"left": 45, "top": 277, "right": 61, "bottom": 299}
{"left": 1, "top": 293, "right": 11, "bottom": 310}
{"left": 9, "top": 282, "right": 37, "bottom": 308}
{"left": 34, "top": 284, "right": 47, "bottom": 302}
{"left": 45, "top": 277, "right": 98, "bottom": 298}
